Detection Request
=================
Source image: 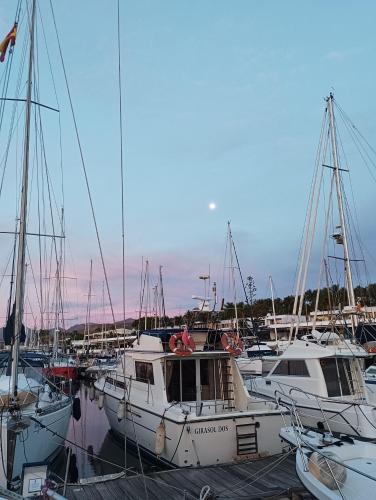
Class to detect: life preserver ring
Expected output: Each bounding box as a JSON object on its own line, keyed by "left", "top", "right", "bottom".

{"left": 221, "top": 332, "right": 244, "bottom": 356}
{"left": 367, "top": 346, "right": 376, "bottom": 354}
{"left": 169, "top": 332, "right": 195, "bottom": 356}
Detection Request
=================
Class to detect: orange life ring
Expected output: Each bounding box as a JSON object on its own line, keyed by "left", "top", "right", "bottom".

{"left": 169, "top": 332, "right": 195, "bottom": 356}
{"left": 367, "top": 346, "right": 376, "bottom": 354}
{"left": 221, "top": 332, "right": 244, "bottom": 356}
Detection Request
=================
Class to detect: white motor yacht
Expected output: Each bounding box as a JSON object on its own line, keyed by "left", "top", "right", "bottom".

{"left": 246, "top": 339, "right": 376, "bottom": 438}
{"left": 95, "top": 330, "right": 286, "bottom": 467}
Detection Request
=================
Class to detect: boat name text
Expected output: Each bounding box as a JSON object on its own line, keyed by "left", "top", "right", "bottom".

{"left": 193, "top": 425, "right": 229, "bottom": 434}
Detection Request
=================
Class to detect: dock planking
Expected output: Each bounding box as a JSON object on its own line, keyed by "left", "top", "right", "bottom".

{"left": 64, "top": 453, "right": 313, "bottom": 499}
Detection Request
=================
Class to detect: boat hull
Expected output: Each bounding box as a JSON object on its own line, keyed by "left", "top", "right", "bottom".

{"left": 45, "top": 366, "right": 78, "bottom": 381}
{"left": 6, "top": 398, "right": 72, "bottom": 481}
{"left": 97, "top": 384, "right": 284, "bottom": 468}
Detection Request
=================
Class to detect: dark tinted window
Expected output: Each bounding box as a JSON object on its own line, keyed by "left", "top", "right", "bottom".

{"left": 135, "top": 361, "right": 154, "bottom": 384}
{"left": 321, "top": 358, "right": 352, "bottom": 397}
{"left": 166, "top": 360, "right": 180, "bottom": 402}
{"left": 165, "top": 359, "right": 196, "bottom": 402}
{"left": 273, "top": 360, "right": 309, "bottom": 377}
{"left": 181, "top": 360, "right": 196, "bottom": 401}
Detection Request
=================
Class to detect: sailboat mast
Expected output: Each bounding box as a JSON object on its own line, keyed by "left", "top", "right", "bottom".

{"left": 11, "top": 0, "right": 36, "bottom": 400}
{"left": 228, "top": 222, "right": 239, "bottom": 335}
{"left": 327, "top": 94, "right": 356, "bottom": 309}
{"left": 159, "top": 265, "right": 166, "bottom": 326}
{"left": 269, "top": 275, "right": 278, "bottom": 344}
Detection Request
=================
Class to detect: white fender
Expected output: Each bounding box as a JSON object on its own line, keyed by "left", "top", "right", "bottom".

{"left": 98, "top": 392, "right": 104, "bottom": 410}
{"left": 117, "top": 399, "right": 126, "bottom": 421}
{"left": 155, "top": 421, "right": 166, "bottom": 456}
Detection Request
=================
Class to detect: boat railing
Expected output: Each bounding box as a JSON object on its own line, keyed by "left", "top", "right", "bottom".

{"left": 274, "top": 385, "right": 376, "bottom": 438}
{"left": 175, "top": 400, "right": 237, "bottom": 416}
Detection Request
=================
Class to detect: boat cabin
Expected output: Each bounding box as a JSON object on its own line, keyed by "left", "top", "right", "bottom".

{"left": 261, "top": 340, "right": 368, "bottom": 400}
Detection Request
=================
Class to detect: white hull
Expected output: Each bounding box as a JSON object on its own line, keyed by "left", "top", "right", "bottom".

{"left": 281, "top": 426, "right": 376, "bottom": 500}
{"left": 365, "top": 379, "right": 376, "bottom": 404}
{"left": 98, "top": 383, "right": 285, "bottom": 467}
{"left": 236, "top": 357, "right": 262, "bottom": 375}
{"left": 3, "top": 398, "right": 71, "bottom": 481}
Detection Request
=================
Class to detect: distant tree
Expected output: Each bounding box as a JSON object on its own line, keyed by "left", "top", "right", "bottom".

{"left": 246, "top": 276, "right": 257, "bottom": 305}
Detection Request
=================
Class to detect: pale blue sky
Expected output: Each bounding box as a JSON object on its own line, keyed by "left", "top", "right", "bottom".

{"left": 0, "top": 1, "right": 376, "bottom": 323}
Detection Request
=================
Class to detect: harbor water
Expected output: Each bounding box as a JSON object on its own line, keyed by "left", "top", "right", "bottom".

{"left": 51, "top": 381, "right": 164, "bottom": 483}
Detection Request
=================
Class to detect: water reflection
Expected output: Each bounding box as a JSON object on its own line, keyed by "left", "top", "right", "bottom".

{"left": 51, "top": 381, "right": 163, "bottom": 482}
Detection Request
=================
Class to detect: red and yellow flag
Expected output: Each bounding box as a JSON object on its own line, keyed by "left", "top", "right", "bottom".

{"left": 0, "top": 23, "right": 17, "bottom": 63}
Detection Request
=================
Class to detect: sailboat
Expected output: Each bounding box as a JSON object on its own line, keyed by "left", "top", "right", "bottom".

{"left": 247, "top": 94, "right": 376, "bottom": 439}
{"left": 0, "top": 1, "right": 71, "bottom": 487}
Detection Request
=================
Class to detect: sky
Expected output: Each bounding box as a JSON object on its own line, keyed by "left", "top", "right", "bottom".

{"left": 0, "top": 0, "right": 376, "bottom": 326}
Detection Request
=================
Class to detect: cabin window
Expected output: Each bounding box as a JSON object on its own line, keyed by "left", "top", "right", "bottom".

{"left": 166, "top": 359, "right": 196, "bottom": 402}
{"left": 200, "top": 358, "right": 229, "bottom": 400}
{"left": 272, "top": 360, "right": 309, "bottom": 377}
{"left": 166, "top": 358, "right": 230, "bottom": 403}
{"left": 135, "top": 361, "right": 154, "bottom": 384}
{"left": 321, "top": 358, "right": 353, "bottom": 397}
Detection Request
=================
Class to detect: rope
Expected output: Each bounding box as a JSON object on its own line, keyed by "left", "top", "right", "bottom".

{"left": 48, "top": 0, "right": 122, "bottom": 367}
{"left": 216, "top": 448, "right": 296, "bottom": 497}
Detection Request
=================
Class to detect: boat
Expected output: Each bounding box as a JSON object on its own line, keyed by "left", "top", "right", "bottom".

{"left": 280, "top": 425, "right": 376, "bottom": 499}
{"left": 46, "top": 356, "right": 79, "bottom": 381}
{"left": 237, "top": 343, "right": 276, "bottom": 376}
{"left": 84, "top": 356, "right": 118, "bottom": 380}
{"left": 246, "top": 339, "right": 376, "bottom": 438}
{"left": 364, "top": 364, "right": 376, "bottom": 404}
{"left": 95, "top": 329, "right": 287, "bottom": 467}
{"left": 0, "top": 1, "right": 72, "bottom": 487}
{"left": 247, "top": 94, "right": 376, "bottom": 439}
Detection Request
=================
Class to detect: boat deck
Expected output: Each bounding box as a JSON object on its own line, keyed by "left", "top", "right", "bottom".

{"left": 63, "top": 452, "right": 313, "bottom": 499}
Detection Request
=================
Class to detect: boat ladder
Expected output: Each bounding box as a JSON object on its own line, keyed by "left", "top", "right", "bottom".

{"left": 236, "top": 422, "right": 258, "bottom": 455}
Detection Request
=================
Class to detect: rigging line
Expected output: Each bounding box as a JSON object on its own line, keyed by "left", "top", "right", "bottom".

{"left": 0, "top": 0, "right": 24, "bottom": 130}
{"left": 291, "top": 110, "right": 329, "bottom": 340}
{"left": 49, "top": 0, "right": 120, "bottom": 365}
{"left": 26, "top": 239, "right": 42, "bottom": 319}
{"left": 230, "top": 230, "right": 256, "bottom": 330}
{"left": 31, "top": 57, "right": 45, "bottom": 330}
{"left": 217, "top": 448, "right": 296, "bottom": 496}
{"left": 31, "top": 55, "right": 66, "bottom": 332}
{"left": 29, "top": 416, "right": 133, "bottom": 473}
{"left": 0, "top": 242, "right": 17, "bottom": 294}
{"left": 0, "top": 38, "right": 28, "bottom": 199}
{"left": 313, "top": 175, "right": 335, "bottom": 328}
{"left": 291, "top": 108, "right": 328, "bottom": 302}
{"left": 221, "top": 226, "right": 229, "bottom": 308}
{"left": 37, "top": 0, "right": 64, "bottom": 208}
{"left": 336, "top": 103, "right": 376, "bottom": 183}
{"left": 335, "top": 100, "right": 376, "bottom": 161}
{"left": 117, "top": 0, "right": 126, "bottom": 341}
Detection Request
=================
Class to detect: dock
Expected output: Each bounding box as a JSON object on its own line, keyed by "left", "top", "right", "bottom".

{"left": 64, "top": 452, "right": 312, "bottom": 499}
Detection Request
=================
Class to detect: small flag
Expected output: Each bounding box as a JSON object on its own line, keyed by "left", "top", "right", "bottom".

{"left": 0, "top": 23, "right": 17, "bottom": 63}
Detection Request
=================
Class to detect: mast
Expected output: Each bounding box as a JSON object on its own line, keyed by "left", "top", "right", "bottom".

{"left": 228, "top": 222, "right": 239, "bottom": 335}
{"left": 159, "top": 265, "right": 166, "bottom": 326}
{"left": 84, "top": 259, "right": 93, "bottom": 353}
{"left": 269, "top": 275, "right": 278, "bottom": 344}
{"left": 11, "top": 0, "right": 36, "bottom": 400}
{"left": 327, "top": 94, "right": 356, "bottom": 310}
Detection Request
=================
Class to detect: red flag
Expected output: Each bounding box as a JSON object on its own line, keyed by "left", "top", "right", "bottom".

{"left": 0, "top": 23, "right": 17, "bottom": 63}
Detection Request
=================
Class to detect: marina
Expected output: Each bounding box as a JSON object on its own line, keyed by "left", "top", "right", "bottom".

{"left": 0, "top": 1, "right": 374, "bottom": 499}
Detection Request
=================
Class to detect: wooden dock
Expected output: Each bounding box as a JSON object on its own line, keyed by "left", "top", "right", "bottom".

{"left": 64, "top": 452, "right": 312, "bottom": 499}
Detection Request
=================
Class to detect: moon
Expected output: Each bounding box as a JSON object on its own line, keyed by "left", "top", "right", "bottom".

{"left": 208, "top": 202, "right": 216, "bottom": 210}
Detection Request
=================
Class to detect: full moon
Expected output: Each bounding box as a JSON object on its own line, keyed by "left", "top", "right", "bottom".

{"left": 208, "top": 202, "right": 216, "bottom": 210}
